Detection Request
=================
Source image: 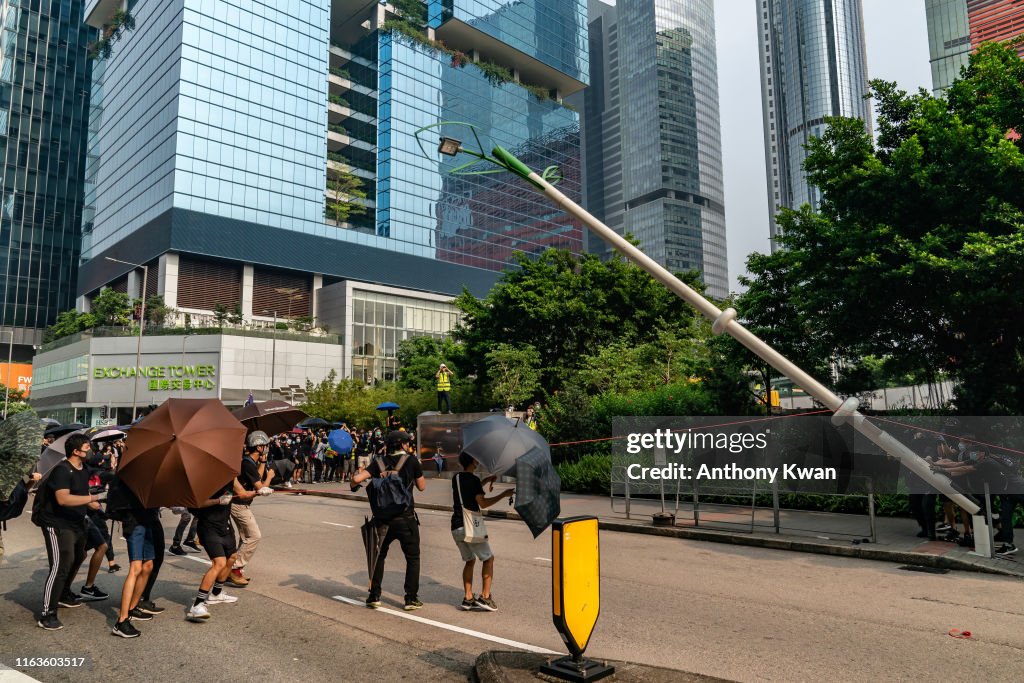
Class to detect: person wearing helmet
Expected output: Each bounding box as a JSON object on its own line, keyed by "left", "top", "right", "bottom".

{"left": 228, "top": 430, "right": 275, "bottom": 587}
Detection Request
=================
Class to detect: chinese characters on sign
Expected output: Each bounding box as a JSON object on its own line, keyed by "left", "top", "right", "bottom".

{"left": 93, "top": 364, "right": 217, "bottom": 392}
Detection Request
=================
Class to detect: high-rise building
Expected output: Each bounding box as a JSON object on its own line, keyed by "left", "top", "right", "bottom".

{"left": 581, "top": 0, "right": 728, "bottom": 299}
{"left": 758, "top": 0, "right": 872, "bottom": 248}
{"left": 967, "top": 0, "right": 1024, "bottom": 56}
{"left": 76, "top": 0, "right": 586, "bottom": 389}
{"left": 925, "top": 0, "right": 971, "bottom": 93}
{"left": 0, "top": 0, "right": 93, "bottom": 360}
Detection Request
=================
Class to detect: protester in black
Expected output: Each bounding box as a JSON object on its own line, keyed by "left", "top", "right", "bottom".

{"left": 105, "top": 477, "right": 159, "bottom": 638}
{"left": 350, "top": 431, "right": 426, "bottom": 610}
{"left": 34, "top": 434, "right": 105, "bottom": 631}
{"left": 186, "top": 483, "right": 240, "bottom": 622}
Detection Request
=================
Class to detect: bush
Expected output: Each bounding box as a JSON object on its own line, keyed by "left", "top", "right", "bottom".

{"left": 556, "top": 454, "right": 611, "bottom": 495}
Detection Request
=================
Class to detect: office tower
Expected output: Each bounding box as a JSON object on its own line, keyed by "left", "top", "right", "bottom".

{"left": 926, "top": 0, "right": 971, "bottom": 93}
{"left": 967, "top": 0, "right": 1024, "bottom": 56}
{"left": 0, "top": 0, "right": 92, "bottom": 359}
{"left": 582, "top": 0, "right": 728, "bottom": 299}
{"left": 75, "top": 0, "right": 586, "bottom": 386}
{"left": 758, "top": 0, "right": 872, "bottom": 247}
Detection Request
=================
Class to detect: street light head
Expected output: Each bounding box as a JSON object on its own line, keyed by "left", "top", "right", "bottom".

{"left": 438, "top": 136, "right": 462, "bottom": 157}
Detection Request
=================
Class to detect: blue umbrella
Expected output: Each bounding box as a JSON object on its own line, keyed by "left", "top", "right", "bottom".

{"left": 376, "top": 402, "right": 400, "bottom": 412}
{"left": 328, "top": 429, "right": 354, "bottom": 454}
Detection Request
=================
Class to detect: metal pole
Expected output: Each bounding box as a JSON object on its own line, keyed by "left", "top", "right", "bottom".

{"left": 131, "top": 265, "right": 147, "bottom": 420}
{"left": 512, "top": 161, "right": 979, "bottom": 516}
{"left": 3, "top": 330, "right": 12, "bottom": 419}
{"left": 180, "top": 334, "right": 190, "bottom": 397}
{"left": 983, "top": 483, "right": 995, "bottom": 559}
{"left": 271, "top": 310, "right": 277, "bottom": 395}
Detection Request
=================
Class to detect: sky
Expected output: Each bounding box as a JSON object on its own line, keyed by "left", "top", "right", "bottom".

{"left": 714, "top": 0, "right": 934, "bottom": 292}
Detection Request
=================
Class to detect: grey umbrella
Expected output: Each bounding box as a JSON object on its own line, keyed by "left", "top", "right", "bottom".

{"left": 360, "top": 516, "right": 389, "bottom": 586}
{"left": 0, "top": 411, "right": 45, "bottom": 499}
{"left": 461, "top": 414, "right": 550, "bottom": 476}
{"left": 37, "top": 430, "right": 86, "bottom": 477}
{"left": 511, "top": 446, "right": 561, "bottom": 538}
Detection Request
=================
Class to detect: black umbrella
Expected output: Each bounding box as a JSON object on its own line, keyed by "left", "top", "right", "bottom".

{"left": 40, "top": 418, "right": 61, "bottom": 428}
{"left": 270, "top": 458, "right": 295, "bottom": 484}
{"left": 360, "top": 516, "right": 389, "bottom": 585}
{"left": 511, "top": 446, "right": 561, "bottom": 538}
{"left": 462, "top": 414, "right": 550, "bottom": 476}
{"left": 233, "top": 400, "right": 309, "bottom": 436}
{"left": 44, "top": 423, "right": 87, "bottom": 439}
{"left": 299, "top": 417, "right": 331, "bottom": 428}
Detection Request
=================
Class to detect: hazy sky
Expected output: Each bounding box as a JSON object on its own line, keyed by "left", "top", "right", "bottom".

{"left": 715, "top": 0, "right": 933, "bottom": 291}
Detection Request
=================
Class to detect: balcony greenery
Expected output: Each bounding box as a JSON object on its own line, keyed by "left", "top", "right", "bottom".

{"left": 87, "top": 10, "right": 136, "bottom": 61}
{"left": 329, "top": 66, "right": 352, "bottom": 80}
{"left": 328, "top": 93, "right": 350, "bottom": 108}
{"left": 326, "top": 170, "right": 368, "bottom": 224}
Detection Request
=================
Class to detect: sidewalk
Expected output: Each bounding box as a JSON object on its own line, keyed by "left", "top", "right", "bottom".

{"left": 282, "top": 472, "right": 1024, "bottom": 578}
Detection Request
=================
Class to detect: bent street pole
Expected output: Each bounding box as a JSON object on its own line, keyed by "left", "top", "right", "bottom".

{"left": 490, "top": 146, "right": 978, "bottom": 515}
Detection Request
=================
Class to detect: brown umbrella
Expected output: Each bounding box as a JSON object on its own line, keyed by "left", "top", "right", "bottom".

{"left": 231, "top": 400, "right": 309, "bottom": 436}
{"left": 118, "top": 398, "right": 247, "bottom": 508}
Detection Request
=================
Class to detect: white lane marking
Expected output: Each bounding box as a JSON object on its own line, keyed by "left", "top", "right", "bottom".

{"left": 181, "top": 555, "right": 212, "bottom": 566}
{"left": 0, "top": 666, "right": 44, "bottom": 682}
{"left": 534, "top": 557, "right": 552, "bottom": 562}
{"left": 331, "top": 596, "right": 559, "bottom": 655}
{"left": 322, "top": 522, "right": 354, "bottom": 528}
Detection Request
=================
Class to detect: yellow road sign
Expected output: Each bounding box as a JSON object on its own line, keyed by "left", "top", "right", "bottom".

{"left": 551, "top": 516, "right": 601, "bottom": 657}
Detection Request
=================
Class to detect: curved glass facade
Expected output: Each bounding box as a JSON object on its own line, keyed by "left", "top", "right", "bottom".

{"left": 759, "top": 0, "right": 872, "bottom": 246}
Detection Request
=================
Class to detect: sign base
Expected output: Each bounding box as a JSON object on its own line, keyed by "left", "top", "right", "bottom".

{"left": 540, "top": 656, "right": 615, "bottom": 682}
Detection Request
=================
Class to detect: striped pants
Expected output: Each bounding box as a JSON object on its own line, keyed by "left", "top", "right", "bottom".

{"left": 40, "top": 525, "right": 86, "bottom": 617}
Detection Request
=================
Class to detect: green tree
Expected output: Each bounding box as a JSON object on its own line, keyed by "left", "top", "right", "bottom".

{"left": 740, "top": 42, "right": 1024, "bottom": 414}
{"left": 0, "top": 384, "right": 31, "bottom": 416}
{"left": 396, "top": 336, "right": 464, "bottom": 392}
{"left": 212, "top": 303, "right": 229, "bottom": 328}
{"left": 454, "top": 247, "right": 705, "bottom": 390}
{"left": 326, "top": 170, "right": 368, "bottom": 224}
{"left": 92, "top": 289, "right": 133, "bottom": 326}
{"left": 144, "top": 294, "right": 174, "bottom": 327}
{"left": 485, "top": 343, "right": 542, "bottom": 408}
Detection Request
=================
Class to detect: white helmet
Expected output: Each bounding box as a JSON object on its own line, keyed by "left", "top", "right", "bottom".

{"left": 247, "top": 430, "right": 270, "bottom": 448}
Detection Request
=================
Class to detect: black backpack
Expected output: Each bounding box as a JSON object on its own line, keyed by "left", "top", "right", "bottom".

{"left": 0, "top": 480, "right": 29, "bottom": 526}
{"left": 368, "top": 455, "right": 412, "bottom": 521}
{"left": 30, "top": 462, "right": 68, "bottom": 527}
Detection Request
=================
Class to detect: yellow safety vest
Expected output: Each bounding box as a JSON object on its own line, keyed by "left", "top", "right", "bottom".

{"left": 437, "top": 372, "right": 451, "bottom": 391}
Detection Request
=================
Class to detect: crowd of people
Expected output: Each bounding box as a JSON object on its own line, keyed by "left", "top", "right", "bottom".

{"left": 22, "top": 408, "right": 515, "bottom": 637}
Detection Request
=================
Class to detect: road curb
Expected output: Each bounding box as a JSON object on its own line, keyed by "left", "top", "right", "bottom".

{"left": 280, "top": 488, "right": 1023, "bottom": 578}
{"left": 473, "top": 651, "right": 730, "bottom": 683}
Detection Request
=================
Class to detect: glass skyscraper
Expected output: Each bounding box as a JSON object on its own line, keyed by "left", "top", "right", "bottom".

{"left": 78, "top": 0, "right": 586, "bottom": 383}
{"left": 925, "top": 0, "right": 971, "bottom": 93}
{"left": 0, "top": 0, "right": 92, "bottom": 358}
{"left": 758, "top": 0, "right": 872, "bottom": 248}
{"left": 581, "top": 0, "right": 728, "bottom": 299}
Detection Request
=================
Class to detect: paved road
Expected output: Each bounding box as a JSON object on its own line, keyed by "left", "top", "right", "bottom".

{"left": 2, "top": 492, "right": 1023, "bottom": 682}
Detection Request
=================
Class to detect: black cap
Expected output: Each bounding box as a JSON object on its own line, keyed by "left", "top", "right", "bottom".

{"left": 385, "top": 430, "right": 412, "bottom": 449}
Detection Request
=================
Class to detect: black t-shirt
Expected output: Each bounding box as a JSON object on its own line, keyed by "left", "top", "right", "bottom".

{"left": 236, "top": 455, "right": 262, "bottom": 506}
{"left": 451, "top": 472, "right": 484, "bottom": 531}
{"left": 36, "top": 460, "right": 91, "bottom": 529}
{"left": 193, "top": 483, "right": 233, "bottom": 533}
{"left": 366, "top": 453, "right": 423, "bottom": 514}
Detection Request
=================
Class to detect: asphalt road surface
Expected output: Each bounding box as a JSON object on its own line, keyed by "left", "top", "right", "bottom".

{"left": 2, "top": 492, "right": 1023, "bottom": 682}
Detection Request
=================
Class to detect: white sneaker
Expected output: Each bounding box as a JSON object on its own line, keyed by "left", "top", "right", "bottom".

{"left": 185, "top": 602, "right": 211, "bottom": 621}
{"left": 284, "top": 481, "right": 293, "bottom": 489}
{"left": 206, "top": 591, "right": 238, "bottom": 604}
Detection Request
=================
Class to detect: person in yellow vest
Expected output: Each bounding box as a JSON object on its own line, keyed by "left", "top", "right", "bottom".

{"left": 436, "top": 363, "right": 454, "bottom": 414}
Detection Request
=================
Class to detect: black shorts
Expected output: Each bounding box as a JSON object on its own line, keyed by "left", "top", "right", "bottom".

{"left": 198, "top": 526, "right": 237, "bottom": 559}
{"left": 85, "top": 519, "right": 107, "bottom": 551}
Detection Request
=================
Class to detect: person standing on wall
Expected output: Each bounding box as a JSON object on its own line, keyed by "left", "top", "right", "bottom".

{"left": 436, "top": 363, "right": 454, "bottom": 414}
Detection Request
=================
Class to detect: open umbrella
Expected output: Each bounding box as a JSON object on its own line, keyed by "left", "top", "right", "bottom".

{"left": 461, "top": 414, "right": 550, "bottom": 476}
{"left": 298, "top": 417, "right": 331, "bottom": 429}
{"left": 40, "top": 417, "right": 61, "bottom": 428}
{"left": 376, "top": 402, "right": 400, "bottom": 412}
{"left": 118, "top": 398, "right": 248, "bottom": 508}
{"left": 86, "top": 427, "right": 126, "bottom": 442}
{"left": 511, "top": 446, "right": 561, "bottom": 538}
{"left": 270, "top": 458, "right": 295, "bottom": 485}
{"left": 233, "top": 400, "right": 309, "bottom": 436}
{"left": 37, "top": 430, "right": 87, "bottom": 477}
{"left": 360, "top": 516, "right": 389, "bottom": 585}
{"left": 0, "top": 411, "right": 45, "bottom": 499}
{"left": 328, "top": 428, "right": 354, "bottom": 454}
{"left": 44, "top": 423, "right": 87, "bottom": 439}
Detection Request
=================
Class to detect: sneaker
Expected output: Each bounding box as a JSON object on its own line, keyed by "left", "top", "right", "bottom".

{"left": 474, "top": 595, "right": 498, "bottom": 612}
{"left": 112, "top": 619, "right": 141, "bottom": 638}
{"left": 58, "top": 593, "right": 83, "bottom": 608}
{"left": 365, "top": 595, "right": 381, "bottom": 609}
{"left": 957, "top": 534, "right": 975, "bottom": 548}
{"left": 36, "top": 613, "right": 63, "bottom": 630}
{"left": 996, "top": 544, "right": 1018, "bottom": 556}
{"left": 206, "top": 590, "right": 238, "bottom": 604}
{"left": 460, "top": 597, "right": 477, "bottom": 611}
{"left": 80, "top": 585, "right": 109, "bottom": 601}
{"left": 404, "top": 598, "right": 424, "bottom": 611}
{"left": 185, "top": 602, "right": 211, "bottom": 621}
{"left": 943, "top": 530, "right": 960, "bottom": 543}
{"left": 935, "top": 523, "right": 951, "bottom": 533}
{"left": 128, "top": 607, "right": 153, "bottom": 622}
{"left": 169, "top": 544, "right": 187, "bottom": 556}
{"left": 283, "top": 481, "right": 293, "bottom": 489}
{"left": 136, "top": 599, "right": 165, "bottom": 615}
{"left": 227, "top": 569, "right": 250, "bottom": 586}
{"left": 182, "top": 541, "right": 201, "bottom": 553}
